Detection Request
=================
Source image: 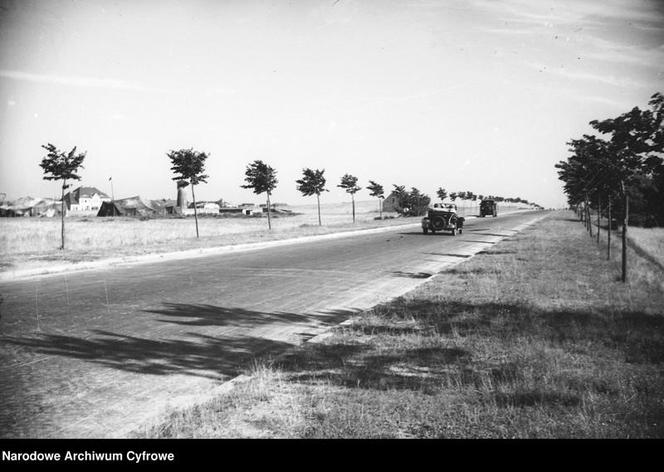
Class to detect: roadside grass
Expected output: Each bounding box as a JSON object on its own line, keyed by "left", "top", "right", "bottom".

{"left": 628, "top": 226, "right": 664, "bottom": 269}
{"left": 0, "top": 200, "right": 528, "bottom": 274}
{"left": 590, "top": 217, "right": 664, "bottom": 290}
{"left": 138, "top": 210, "right": 664, "bottom": 438}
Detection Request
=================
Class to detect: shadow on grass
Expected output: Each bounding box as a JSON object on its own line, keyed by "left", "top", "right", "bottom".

{"left": 269, "top": 299, "right": 664, "bottom": 400}
{"left": 376, "top": 300, "right": 664, "bottom": 364}
{"left": 278, "top": 343, "right": 474, "bottom": 394}
{"left": 494, "top": 390, "right": 582, "bottom": 408}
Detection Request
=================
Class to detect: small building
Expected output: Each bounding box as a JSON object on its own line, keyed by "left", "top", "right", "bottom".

{"left": 382, "top": 191, "right": 403, "bottom": 213}
{"left": 64, "top": 186, "right": 111, "bottom": 216}
{"left": 183, "top": 201, "right": 220, "bottom": 216}
{"left": 219, "top": 207, "right": 245, "bottom": 215}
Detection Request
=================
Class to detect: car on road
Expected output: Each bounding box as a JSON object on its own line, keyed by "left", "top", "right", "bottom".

{"left": 421, "top": 203, "right": 464, "bottom": 235}
{"left": 480, "top": 199, "right": 498, "bottom": 217}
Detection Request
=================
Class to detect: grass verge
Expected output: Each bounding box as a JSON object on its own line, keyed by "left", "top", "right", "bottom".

{"left": 139, "top": 210, "right": 664, "bottom": 438}
{"left": 628, "top": 226, "right": 664, "bottom": 271}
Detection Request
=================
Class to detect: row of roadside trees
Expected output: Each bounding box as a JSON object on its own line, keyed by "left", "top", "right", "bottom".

{"left": 38, "top": 145, "right": 392, "bottom": 248}
{"left": 168, "top": 150, "right": 383, "bottom": 234}
{"left": 555, "top": 91, "right": 663, "bottom": 282}
{"left": 436, "top": 188, "right": 536, "bottom": 206}
{"left": 40, "top": 141, "right": 543, "bottom": 250}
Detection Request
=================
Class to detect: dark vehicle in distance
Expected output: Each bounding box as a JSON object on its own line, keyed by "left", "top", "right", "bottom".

{"left": 421, "top": 203, "right": 464, "bottom": 235}
{"left": 480, "top": 199, "right": 498, "bottom": 217}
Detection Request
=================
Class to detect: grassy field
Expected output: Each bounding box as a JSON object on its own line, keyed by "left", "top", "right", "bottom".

{"left": 0, "top": 200, "right": 527, "bottom": 273}
{"left": 138, "top": 211, "right": 664, "bottom": 438}
{"left": 628, "top": 226, "right": 664, "bottom": 269}
{"left": 0, "top": 200, "right": 404, "bottom": 271}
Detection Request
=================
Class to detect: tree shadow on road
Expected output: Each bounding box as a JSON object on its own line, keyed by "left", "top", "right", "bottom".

{"left": 5, "top": 330, "right": 293, "bottom": 379}
{"left": 391, "top": 271, "right": 432, "bottom": 279}
{"left": 465, "top": 232, "right": 514, "bottom": 238}
{"left": 144, "top": 303, "right": 355, "bottom": 328}
{"left": 424, "top": 253, "right": 472, "bottom": 258}
{"left": 3, "top": 304, "right": 358, "bottom": 379}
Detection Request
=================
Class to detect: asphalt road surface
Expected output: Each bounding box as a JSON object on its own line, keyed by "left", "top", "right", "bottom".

{"left": 0, "top": 210, "right": 546, "bottom": 437}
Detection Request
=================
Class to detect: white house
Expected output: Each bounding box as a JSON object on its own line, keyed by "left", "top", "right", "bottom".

{"left": 183, "top": 201, "right": 220, "bottom": 216}
{"left": 64, "top": 186, "right": 111, "bottom": 216}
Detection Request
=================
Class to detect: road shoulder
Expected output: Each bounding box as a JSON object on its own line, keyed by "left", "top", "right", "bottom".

{"left": 137, "top": 211, "right": 664, "bottom": 438}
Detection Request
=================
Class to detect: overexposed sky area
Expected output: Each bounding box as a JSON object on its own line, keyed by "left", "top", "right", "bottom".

{"left": 1, "top": 0, "right": 662, "bottom": 208}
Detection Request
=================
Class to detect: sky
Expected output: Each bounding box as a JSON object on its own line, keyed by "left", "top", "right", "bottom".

{"left": 0, "top": 0, "right": 662, "bottom": 208}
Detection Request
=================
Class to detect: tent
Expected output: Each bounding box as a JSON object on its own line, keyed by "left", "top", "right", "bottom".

{"left": 97, "top": 196, "right": 158, "bottom": 217}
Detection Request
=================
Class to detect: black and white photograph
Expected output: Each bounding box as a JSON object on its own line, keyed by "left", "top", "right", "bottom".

{"left": 0, "top": 0, "right": 662, "bottom": 450}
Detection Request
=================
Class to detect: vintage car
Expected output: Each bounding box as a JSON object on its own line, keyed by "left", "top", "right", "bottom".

{"left": 421, "top": 203, "right": 464, "bottom": 235}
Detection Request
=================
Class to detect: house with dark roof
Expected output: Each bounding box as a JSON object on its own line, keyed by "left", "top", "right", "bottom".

{"left": 382, "top": 191, "right": 403, "bottom": 213}
{"left": 64, "top": 186, "right": 111, "bottom": 216}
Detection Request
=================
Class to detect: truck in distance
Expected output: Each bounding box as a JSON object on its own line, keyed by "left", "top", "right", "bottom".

{"left": 479, "top": 199, "right": 497, "bottom": 217}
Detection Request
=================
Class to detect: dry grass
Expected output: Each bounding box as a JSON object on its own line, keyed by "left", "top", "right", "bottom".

{"left": 628, "top": 226, "right": 664, "bottom": 268}
{"left": 0, "top": 201, "right": 409, "bottom": 272}
{"left": 140, "top": 211, "right": 664, "bottom": 438}
{"left": 0, "top": 200, "right": 527, "bottom": 273}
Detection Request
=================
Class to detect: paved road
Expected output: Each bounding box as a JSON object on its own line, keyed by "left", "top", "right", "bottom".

{"left": 0, "top": 210, "right": 545, "bottom": 437}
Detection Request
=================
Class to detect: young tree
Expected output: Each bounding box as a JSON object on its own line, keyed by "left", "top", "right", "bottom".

{"left": 408, "top": 187, "right": 431, "bottom": 216}
{"left": 367, "top": 180, "right": 385, "bottom": 219}
{"left": 296, "top": 168, "right": 327, "bottom": 226}
{"left": 391, "top": 184, "right": 408, "bottom": 214}
{"left": 338, "top": 173, "right": 362, "bottom": 222}
{"left": 436, "top": 187, "right": 448, "bottom": 202}
{"left": 242, "top": 160, "right": 278, "bottom": 230}
{"left": 39, "top": 143, "right": 86, "bottom": 250}
{"left": 167, "top": 148, "right": 209, "bottom": 238}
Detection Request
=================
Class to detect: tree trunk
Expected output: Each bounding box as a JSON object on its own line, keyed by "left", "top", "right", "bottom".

{"left": 379, "top": 198, "right": 383, "bottom": 220}
{"left": 622, "top": 192, "right": 628, "bottom": 283}
{"left": 607, "top": 198, "right": 611, "bottom": 260}
{"left": 597, "top": 197, "right": 601, "bottom": 245}
{"left": 586, "top": 196, "right": 592, "bottom": 237}
{"left": 60, "top": 182, "right": 66, "bottom": 250}
{"left": 316, "top": 193, "right": 321, "bottom": 226}
{"left": 191, "top": 183, "right": 199, "bottom": 238}
{"left": 352, "top": 194, "right": 355, "bottom": 223}
{"left": 266, "top": 192, "right": 272, "bottom": 230}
